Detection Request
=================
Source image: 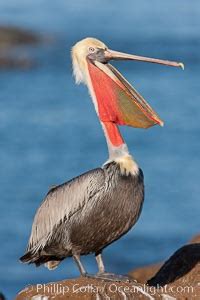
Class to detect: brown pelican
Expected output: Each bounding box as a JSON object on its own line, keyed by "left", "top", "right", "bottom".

{"left": 20, "top": 38, "right": 183, "bottom": 280}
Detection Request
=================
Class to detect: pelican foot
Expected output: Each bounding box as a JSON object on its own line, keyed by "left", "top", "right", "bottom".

{"left": 86, "top": 272, "right": 132, "bottom": 282}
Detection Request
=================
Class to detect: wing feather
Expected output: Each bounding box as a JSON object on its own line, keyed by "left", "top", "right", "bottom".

{"left": 28, "top": 168, "right": 105, "bottom": 251}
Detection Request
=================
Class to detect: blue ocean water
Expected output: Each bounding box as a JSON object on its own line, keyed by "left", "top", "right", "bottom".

{"left": 0, "top": 1, "right": 199, "bottom": 298}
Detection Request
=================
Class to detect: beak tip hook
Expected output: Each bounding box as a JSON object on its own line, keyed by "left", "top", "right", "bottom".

{"left": 179, "top": 63, "right": 184, "bottom": 70}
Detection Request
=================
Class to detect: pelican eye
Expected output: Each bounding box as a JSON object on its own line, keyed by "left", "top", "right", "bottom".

{"left": 88, "top": 47, "right": 95, "bottom": 53}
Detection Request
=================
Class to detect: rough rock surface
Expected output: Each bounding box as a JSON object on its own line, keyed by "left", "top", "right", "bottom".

{"left": 17, "top": 277, "right": 160, "bottom": 300}
{"left": 129, "top": 263, "right": 162, "bottom": 284}
{"left": 16, "top": 234, "right": 200, "bottom": 300}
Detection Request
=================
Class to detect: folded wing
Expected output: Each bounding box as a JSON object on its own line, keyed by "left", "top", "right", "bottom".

{"left": 27, "top": 168, "right": 105, "bottom": 252}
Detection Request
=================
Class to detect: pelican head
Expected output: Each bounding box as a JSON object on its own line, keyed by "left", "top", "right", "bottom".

{"left": 71, "top": 37, "right": 184, "bottom": 85}
{"left": 71, "top": 37, "right": 184, "bottom": 137}
{"left": 72, "top": 38, "right": 108, "bottom": 84}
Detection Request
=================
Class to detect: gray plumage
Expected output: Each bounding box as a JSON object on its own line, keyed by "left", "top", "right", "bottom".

{"left": 20, "top": 161, "right": 144, "bottom": 267}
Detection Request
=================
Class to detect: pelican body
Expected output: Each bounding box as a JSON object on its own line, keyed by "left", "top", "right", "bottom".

{"left": 20, "top": 38, "right": 182, "bottom": 278}
{"left": 22, "top": 162, "right": 143, "bottom": 271}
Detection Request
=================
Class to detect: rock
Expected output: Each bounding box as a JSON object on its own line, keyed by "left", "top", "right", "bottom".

{"left": 129, "top": 234, "right": 200, "bottom": 299}
{"left": 147, "top": 243, "right": 200, "bottom": 299}
{"left": 0, "top": 26, "right": 41, "bottom": 48}
{"left": 16, "top": 234, "right": 200, "bottom": 299}
{"left": 0, "top": 55, "right": 34, "bottom": 69}
{"left": 189, "top": 234, "right": 200, "bottom": 244}
{"left": 129, "top": 262, "right": 162, "bottom": 283}
{"left": 0, "top": 292, "right": 5, "bottom": 300}
{"left": 0, "top": 25, "right": 51, "bottom": 69}
{"left": 16, "top": 277, "right": 161, "bottom": 300}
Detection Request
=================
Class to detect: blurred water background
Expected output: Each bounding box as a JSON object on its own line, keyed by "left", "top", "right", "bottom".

{"left": 0, "top": 0, "right": 199, "bottom": 298}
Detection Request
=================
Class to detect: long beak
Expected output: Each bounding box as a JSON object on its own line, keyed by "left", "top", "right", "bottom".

{"left": 104, "top": 49, "right": 184, "bottom": 70}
